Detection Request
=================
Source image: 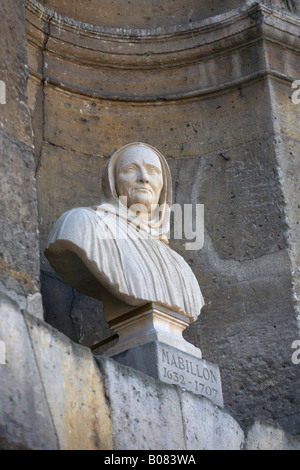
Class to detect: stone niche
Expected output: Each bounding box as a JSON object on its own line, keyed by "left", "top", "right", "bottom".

{"left": 26, "top": 0, "right": 300, "bottom": 434}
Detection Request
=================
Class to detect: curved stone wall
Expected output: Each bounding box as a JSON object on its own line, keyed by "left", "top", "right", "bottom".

{"left": 36, "top": 0, "right": 300, "bottom": 28}
{"left": 35, "top": 0, "right": 252, "bottom": 28}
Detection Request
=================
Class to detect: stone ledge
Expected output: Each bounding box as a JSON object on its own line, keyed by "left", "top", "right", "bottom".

{"left": 95, "top": 355, "right": 243, "bottom": 450}
{"left": 1, "top": 290, "right": 299, "bottom": 450}
{"left": 24, "top": 307, "right": 244, "bottom": 449}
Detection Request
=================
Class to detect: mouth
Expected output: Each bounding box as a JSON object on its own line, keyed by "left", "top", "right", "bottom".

{"left": 134, "top": 186, "right": 152, "bottom": 193}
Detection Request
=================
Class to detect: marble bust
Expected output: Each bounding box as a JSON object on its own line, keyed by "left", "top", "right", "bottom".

{"left": 45, "top": 142, "right": 204, "bottom": 324}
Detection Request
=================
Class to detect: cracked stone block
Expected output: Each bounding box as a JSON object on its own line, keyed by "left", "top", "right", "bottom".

{"left": 0, "top": 293, "right": 58, "bottom": 450}
{"left": 180, "top": 392, "right": 245, "bottom": 450}
{"left": 24, "top": 311, "right": 113, "bottom": 450}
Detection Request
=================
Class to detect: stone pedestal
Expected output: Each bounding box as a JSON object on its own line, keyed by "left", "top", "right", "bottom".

{"left": 104, "top": 302, "right": 201, "bottom": 358}
{"left": 104, "top": 303, "right": 223, "bottom": 407}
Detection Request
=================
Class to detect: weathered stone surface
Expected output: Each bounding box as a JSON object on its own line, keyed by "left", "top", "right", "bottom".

{"left": 26, "top": 75, "right": 44, "bottom": 171}
{"left": 269, "top": 79, "right": 300, "bottom": 317}
{"left": 0, "top": 133, "right": 40, "bottom": 296}
{"left": 24, "top": 311, "right": 113, "bottom": 450}
{"left": 169, "top": 134, "right": 287, "bottom": 263}
{"left": 0, "top": 282, "right": 43, "bottom": 320}
{"left": 26, "top": 292, "right": 44, "bottom": 319}
{"left": 70, "top": 289, "right": 114, "bottom": 347}
{"left": 190, "top": 273, "right": 299, "bottom": 432}
{"left": 0, "top": 0, "right": 34, "bottom": 147}
{"left": 0, "top": 0, "right": 40, "bottom": 300}
{"left": 0, "top": 291, "right": 245, "bottom": 451}
{"left": 0, "top": 293, "right": 58, "bottom": 450}
{"left": 96, "top": 355, "right": 186, "bottom": 450}
{"left": 37, "top": 0, "right": 299, "bottom": 29}
{"left": 41, "top": 271, "right": 113, "bottom": 347}
{"left": 40, "top": 82, "right": 274, "bottom": 160}
{"left": 245, "top": 420, "right": 300, "bottom": 450}
{"left": 1, "top": 287, "right": 299, "bottom": 451}
{"left": 169, "top": 137, "right": 300, "bottom": 433}
{"left": 96, "top": 355, "right": 244, "bottom": 450}
{"left": 40, "top": 271, "right": 78, "bottom": 342}
{"left": 180, "top": 393, "right": 244, "bottom": 450}
{"left": 37, "top": 140, "right": 107, "bottom": 265}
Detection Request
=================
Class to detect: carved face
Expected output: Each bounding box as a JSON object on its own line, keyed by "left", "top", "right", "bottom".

{"left": 115, "top": 146, "right": 164, "bottom": 213}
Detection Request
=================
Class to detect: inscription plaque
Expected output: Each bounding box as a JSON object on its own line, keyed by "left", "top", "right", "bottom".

{"left": 111, "top": 340, "right": 223, "bottom": 407}
{"left": 158, "top": 343, "right": 223, "bottom": 407}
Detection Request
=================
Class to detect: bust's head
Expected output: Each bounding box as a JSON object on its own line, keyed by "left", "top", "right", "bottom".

{"left": 115, "top": 145, "right": 164, "bottom": 217}
{"left": 101, "top": 143, "right": 172, "bottom": 238}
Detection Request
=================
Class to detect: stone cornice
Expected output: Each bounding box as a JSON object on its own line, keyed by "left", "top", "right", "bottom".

{"left": 28, "top": 68, "right": 292, "bottom": 104}
{"left": 25, "top": 0, "right": 300, "bottom": 101}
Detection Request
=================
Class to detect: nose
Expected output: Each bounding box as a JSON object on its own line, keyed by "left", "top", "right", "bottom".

{"left": 137, "top": 167, "right": 149, "bottom": 183}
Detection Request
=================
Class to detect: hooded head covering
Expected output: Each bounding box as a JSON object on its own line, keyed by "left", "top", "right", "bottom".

{"left": 97, "top": 142, "right": 172, "bottom": 244}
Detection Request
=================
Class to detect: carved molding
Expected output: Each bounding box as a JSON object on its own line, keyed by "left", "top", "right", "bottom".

{"left": 26, "top": 0, "right": 300, "bottom": 101}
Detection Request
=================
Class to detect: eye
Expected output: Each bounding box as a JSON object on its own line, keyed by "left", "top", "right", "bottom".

{"left": 123, "top": 165, "right": 137, "bottom": 173}
{"left": 147, "top": 166, "right": 160, "bottom": 175}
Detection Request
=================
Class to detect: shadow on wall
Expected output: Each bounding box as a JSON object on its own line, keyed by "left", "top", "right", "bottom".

{"left": 41, "top": 271, "right": 114, "bottom": 350}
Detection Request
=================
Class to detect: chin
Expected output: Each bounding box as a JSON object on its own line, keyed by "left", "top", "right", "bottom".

{"left": 129, "top": 197, "right": 152, "bottom": 212}
{"left": 131, "top": 193, "right": 152, "bottom": 206}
